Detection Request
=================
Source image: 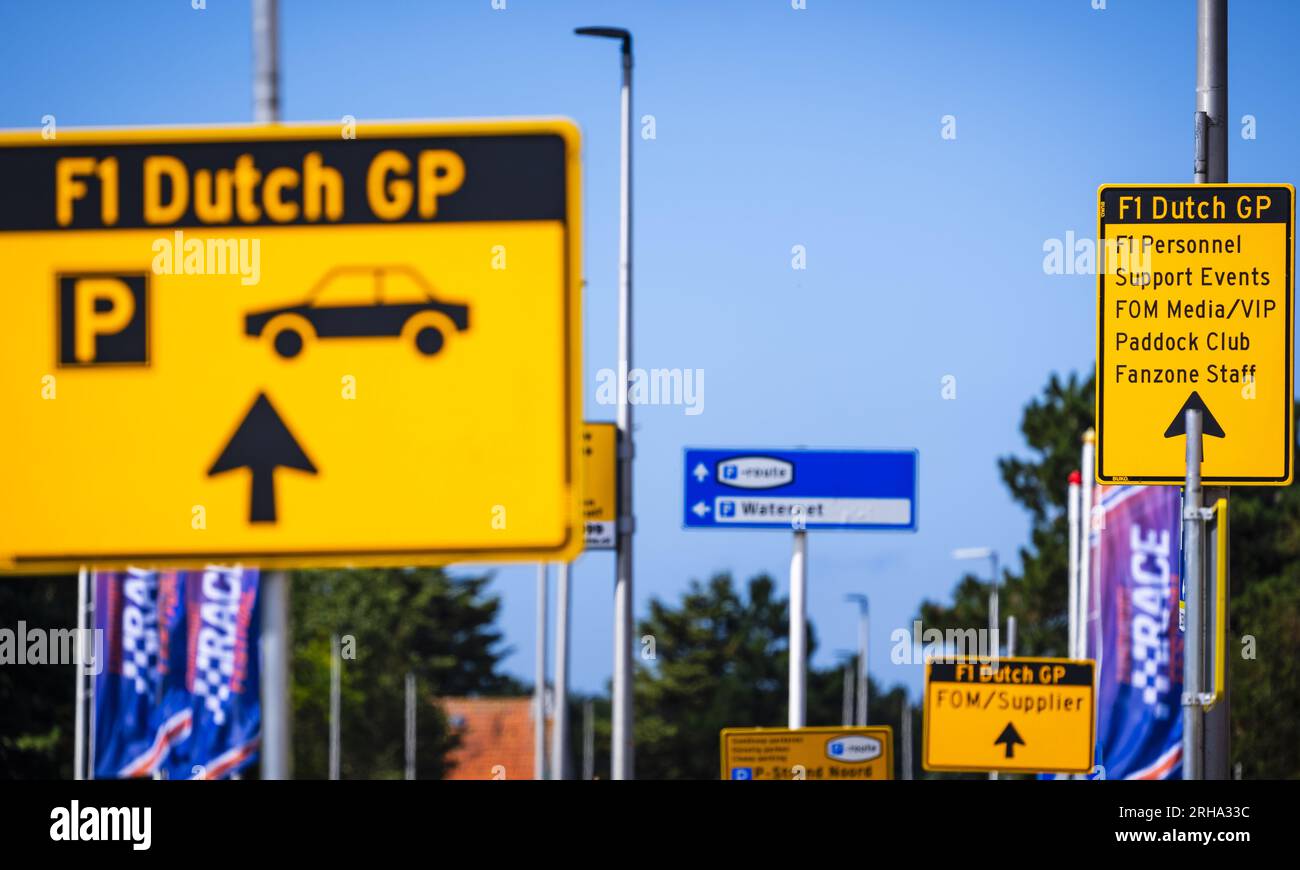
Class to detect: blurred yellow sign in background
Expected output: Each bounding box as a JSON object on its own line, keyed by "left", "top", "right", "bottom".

{"left": 720, "top": 726, "right": 894, "bottom": 780}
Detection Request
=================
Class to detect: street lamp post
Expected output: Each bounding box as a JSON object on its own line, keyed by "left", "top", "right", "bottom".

{"left": 845, "top": 594, "right": 869, "bottom": 726}
{"left": 952, "top": 547, "right": 1000, "bottom": 654}
{"left": 953, "top": 546, "right": 1000, "bottom": 781}
{"left": 576, "top": 25, "right": 635, "bottom": 781}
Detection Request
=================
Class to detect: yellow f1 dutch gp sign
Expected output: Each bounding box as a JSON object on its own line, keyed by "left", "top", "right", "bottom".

{"left": 0, "top": 120, "right": 584, "bottom": 571}
{"left": 1096, "top": 184, "right": 1294, "bottom": 485}
{"left": 923, "top": 657, "right": 1095, "bottom": 775}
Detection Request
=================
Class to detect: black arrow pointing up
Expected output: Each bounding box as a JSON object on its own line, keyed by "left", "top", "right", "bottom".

{"left": 994, "top": 722, "right": 1025, "bottom": 759}
{"left": 208, "top": 392, "right": 317, "bottom": 524}
{"left": 1163, "top": 390, "right": 1226, "bottom": 457}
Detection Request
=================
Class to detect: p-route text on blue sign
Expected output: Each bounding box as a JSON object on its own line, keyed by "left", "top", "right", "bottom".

{"left": 683, "top": 448, "right": 918, "bottom": 531}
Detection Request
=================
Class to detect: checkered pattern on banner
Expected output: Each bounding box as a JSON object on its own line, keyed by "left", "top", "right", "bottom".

{"left": 1132, "top": 648, "right": 1173, "bottom": 717}
{"left": 121, "top": 584, "right": 161, "bottom": 694}
{"left": 192, "top": 654, "right": 234, "bottom": 725}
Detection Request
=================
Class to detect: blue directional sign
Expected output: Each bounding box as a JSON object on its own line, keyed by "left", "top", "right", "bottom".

{"left": 683, "top": 448, "right": 918, "bottom": 531}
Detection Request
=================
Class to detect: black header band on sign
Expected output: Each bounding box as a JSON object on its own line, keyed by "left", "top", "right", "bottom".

{"left": 1100, "top": 186, "right": 1292, "bottom": 227}
{"left": 928, "top": 660, "right": 1094, "bottom": 687}
{"left": 0, "top": 133, "right": 567, "bottom": 231}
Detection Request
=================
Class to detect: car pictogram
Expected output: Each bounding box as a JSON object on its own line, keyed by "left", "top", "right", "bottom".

{"left": 244, "top": 265, "right": 470, "bottom": 359}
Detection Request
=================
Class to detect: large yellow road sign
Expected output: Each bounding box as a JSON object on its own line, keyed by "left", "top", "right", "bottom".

{"left": 923, "top": 657, "right": 1095, "bottom": 774}
{"left": 0, "top": 120, "right": 584, "bottom": 572}
{"left": 1096, "top": 184, "right": 1294, "bottom": 485}
{"left": 581, "top": 422, "right": 617, "bottom": 550}
{"left": 720, "top": 726, "right": 894, "bottom": 780}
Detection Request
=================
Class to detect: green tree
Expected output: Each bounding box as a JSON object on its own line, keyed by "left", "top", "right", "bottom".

{"left": 289, "top": 567, "right": 520, "bottom": 779}
{"left": 921, "top": 371, "right": 1300, "bottom": 778}
{"left": 606, "top": 572, "right": 910, "bottom": 780}
{"left": 920, "top": 371, "right": 1094, "bottom": 657}
{"left": 0, "top": 575, "right": 76, "bottom": 779}
{"left": 1222, "top": 412, "right": 1300, "bottom": 778}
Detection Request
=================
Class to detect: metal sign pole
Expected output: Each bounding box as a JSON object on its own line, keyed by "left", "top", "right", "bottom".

{"left": 788, "top": 529, "right": 808, "bottom": 729}
{"left": 1182, "top": 409, "right": 1206, "bottom": 780}
{"left": 551, "top": 562, "right": 572, "bottom": 780}
{"left": 1196, "top": 0, "right": 1232, "bottom": 781}
{"left": 534, "top": 563, "right": 549, "bottom": 781}
{"left": 74, "top": 566, "right": 88, "bottom": 780}
{"left": 253, "top": 0, "right": 291, "bottom": 782}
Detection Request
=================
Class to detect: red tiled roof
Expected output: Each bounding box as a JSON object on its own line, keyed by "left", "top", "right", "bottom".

{"left": 440, "top": 697, "right": 550, "bottom": 780}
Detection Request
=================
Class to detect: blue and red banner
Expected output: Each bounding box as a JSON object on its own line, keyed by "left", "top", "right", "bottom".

{"left": 92, "top": 567, "right": 261, "bottom": 779}
{"left": 93, "top": 569, "right": 190, "bottom": 778}
{"left": 1087, "top": 485, "right": 1184, "bottom": 780}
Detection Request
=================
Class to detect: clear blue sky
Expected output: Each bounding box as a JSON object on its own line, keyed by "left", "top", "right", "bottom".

{"left": 6, "top": 0, "right": 1299, "bottom": 699}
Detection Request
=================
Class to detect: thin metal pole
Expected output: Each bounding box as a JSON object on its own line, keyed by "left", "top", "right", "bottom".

{"left": 1078, "top": 431, "right": 1096, "bottom": 659}
{"left": 989, "top": 550, "right": 1001, "bottom": 782}
{"left": 551, "top": 562, "right": 572, "bottom": 780}
{"left": 1182, "top": 409, "right": 1205, "bottom": 780}
{"left": 579, "top": 25, "right": 636, "bottom": 782}
{"left": 74, "top": 566, "right": 88, "bottom": 781}
{"left": 1194, "top": 0, "right": 1228, "bottom": 184}
{"left": 1197, "top": 0, "right": 1231, "bottom": 781}
{"left": 404, "top": 672, "right": 416, "bottom": 780}
{"left": 582, "top": 699, "right": 595, "bottom": 781}
{"left": 252, "top": 0, "right": 280, "bottom": 125}
{"left": 1007, "top": 615, "right": 1017, "bottom": 658}
{"left": 610, "top": 31, "right": 636, "bottom": 782}
{"left": 841, "top": 661, "right": 853, "bottom": 727}
{"left": 1067, "top": 473, "right": 1081, "bottom": 658}
{"left": 260, "top": 571, "right": 291, "bottom": 779}
{"left": 788, "top": 530, "right": 808, "bottom": 728}
{"left": 988, "top": 552, "right": 1000, "bottom": 656}
{"left": 856, "top": 603, "right": 869, "bottom": 726}
{"left": 901, "top": 697, "right": 913, "bottom": 780}
{"left": 329, "top": 633, "right": 340, "bottom": 780}
{"left": 253, "top": 0, "right": 290, "bottom": 783}
{"left": 534, "top": 563, "right": 549, "bottom": 781}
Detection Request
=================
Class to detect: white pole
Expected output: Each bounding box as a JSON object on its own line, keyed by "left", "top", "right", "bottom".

{"left": 74, "top": 566, "right": 88, "bottom": 781}
{"left": 1067, "top": 471, "right": 1081, "bottom": 658}
{"left": 611, "top": 32, "right": 636, "bottom": 783}
{"left": 1078, "top": 430, "right": 1096, "bottom": 659}
{"left": 551, "top": 562, "right": 571, "bottom": 780}
{"left": 1007, "top": 615, "right": 1017, "bottom": 658}
{"left": 788, "top": 530, "right": 808, "bottom": 729}
{"left": 576, "top": 24, "right": 636, "bottom": 782}
{"left": 534, "top": 563, "right": 549, "bottom": 781}
{"left": 404, "top": 672, "right": 416, "bottom": 781}
{"left": 329, "top": 633, "right": 340, "bottom": 780}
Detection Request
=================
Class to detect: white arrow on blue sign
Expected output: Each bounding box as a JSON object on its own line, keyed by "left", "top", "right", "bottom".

{"left": 682, "top": 448, "right": 918, "bottom": 531}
